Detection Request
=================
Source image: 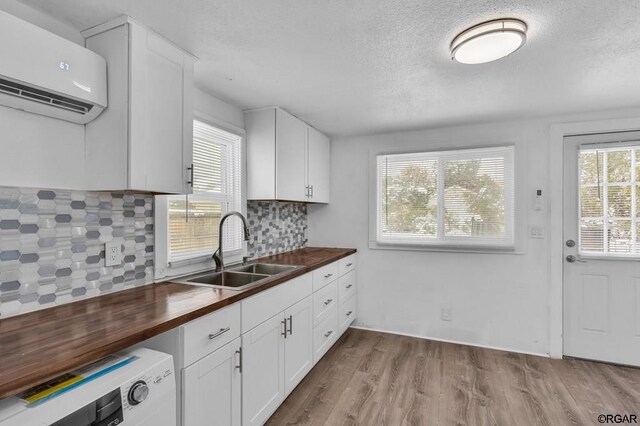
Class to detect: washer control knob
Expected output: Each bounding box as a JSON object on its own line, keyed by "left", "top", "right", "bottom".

{"left": 128, "top": 380, "right": 149, "bottom": 405}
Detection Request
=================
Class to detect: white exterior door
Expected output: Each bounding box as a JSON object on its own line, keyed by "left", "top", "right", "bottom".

{"left": 563, "top": 131, "right": 640, "bottom": 366}
{"left": 241, "top": 313, "right": 285, "bottom": 426}
{"left": 284, "top": 296, "right": 313, "bottom": 396}
{"left": 182, "top": 337, "right": 242, "bottom": 426}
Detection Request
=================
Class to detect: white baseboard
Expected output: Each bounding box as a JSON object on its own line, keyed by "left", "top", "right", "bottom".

{"left": 349, "top": 325, "right": 549, "bottom": 358}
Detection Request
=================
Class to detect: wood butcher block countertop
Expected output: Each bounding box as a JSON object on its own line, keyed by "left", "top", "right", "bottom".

{"left": 0, "top": 247, "right": 356, "bottom": 399}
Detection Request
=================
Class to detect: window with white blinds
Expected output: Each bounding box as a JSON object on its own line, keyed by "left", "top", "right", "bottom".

{"left": 578, "top": 143, "right": 640, "bottom": 256}
{"left": 167, "top": 120, "right": 243, "bottom": 263}
{"left": 376, "top": 146, "right": 515, "bottom": 247}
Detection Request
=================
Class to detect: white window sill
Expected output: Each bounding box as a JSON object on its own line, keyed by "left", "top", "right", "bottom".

{"left": 369, "top": 240, "right": 523, "bottom": 255}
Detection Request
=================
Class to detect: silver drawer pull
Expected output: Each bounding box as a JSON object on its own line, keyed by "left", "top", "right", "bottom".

{"left": 346, "top": 284, "right": 353, "bottom": 289}
{"left": 346, "top": 311, "right": 353, "bottom": 316}
{"left": 346, "top": 263, "right": 353, "bottom": 267}
{"left": 324, "top": 273, "right": 333, "bottom": 278}
{"left": 324, "top": 298, "right": 333, "bottom": 305}
{"left": 324, "top": 330, "right": 333, "bottom": 338}
{"left": 208, "top": 327, "right": 230, "bottom": 340}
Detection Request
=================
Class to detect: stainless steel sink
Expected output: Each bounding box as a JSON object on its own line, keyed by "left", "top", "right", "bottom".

{"left": 180, "top": 271, "right": 269, "bottom": 290}
{"left": 228, "top": 263, "right": 298, "bottom": 276}
{"left": 174, "top": 263, "right": 300, "bottom": 291}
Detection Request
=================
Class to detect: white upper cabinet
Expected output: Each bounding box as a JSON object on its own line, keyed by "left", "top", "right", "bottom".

{"left": 245, "top": 107, "right": 330, "bottom": 203}
{"left": 83, "top": 17, "right": 194, "bottom": 194}
{"left": 276, "top": 109, "right": 308, "bottom": 201}
{"left": 307, "top": 126, "right": 331, "bottom": 203}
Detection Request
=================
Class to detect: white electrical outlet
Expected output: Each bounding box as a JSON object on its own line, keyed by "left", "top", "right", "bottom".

{"left": 441, "top": 306, "right": 452, "bottom": 322}
{"left": 105, "top": 241, "right": 122, "bottom": 267}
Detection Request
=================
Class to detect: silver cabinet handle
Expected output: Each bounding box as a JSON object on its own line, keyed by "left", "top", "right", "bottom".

{"left": 324, "top": 273, "right": 333, "bottom": 278}
{"left": 324, "top": 298, "right": 333, "bottom": 305}
{"left": 346, "top": 284, "right": 353, "bottom": 289}
{"left": 566, "top": 255, "right": 587, "bottom": 263}
{"left": 346, "top": 311, "right": 353, "bottom": 317}
{"left": 187, "top": 163, "right": 194, "bottom": 187}
{"left": 288, "top": 315, "right": 293, "bottom": 336}
{"left": 208, "top": 327, "right": 230, "bottom": 340}
{"left": 324, "top": 330, "right": 333, "bottom": 338}
{"left": 281, "top": 319, "right": 287, "bottom": 338}
{"left": 305, "top": 185, "right": 310, "bottom": 198}
{"left": 235, "top": 347, "right": 242, "bottom": 373}
{"left": 346, "top": 263, "right": 353, "bottom": 267}
{"left": 310, "top": 185, "right": 314, "bottom": 198}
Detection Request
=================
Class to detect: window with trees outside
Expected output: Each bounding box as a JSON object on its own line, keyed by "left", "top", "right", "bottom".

{"left": 579, "top": 144, "right": 640, "bottom": 256}
{"left": 166, "top": 120, "right": 243, "bottom": 264}
{"left": 376, "top": 146, "right": 515, "bottom": 248}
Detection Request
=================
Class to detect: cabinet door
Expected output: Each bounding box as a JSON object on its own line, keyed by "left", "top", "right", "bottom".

{"left": 242, "top": 314, "right": 286, "bottom": 426}
{"left": 284, "top": 296, "right": 313, "bottom": 396}
{"left": 307, "top": 126, "right": 330, "bottom": 203}
{"left": 183, "top": 337, "right": 242, "bottom": 426}
{"left": 130, "top": 23, "right": 191, "bottom": 193}
{"left": 275, "top": 109, "right": 307, "bottom": 201}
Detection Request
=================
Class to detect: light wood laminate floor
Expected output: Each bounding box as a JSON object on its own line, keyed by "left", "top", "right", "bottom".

{"left": 267, "top": 328, "right": 640, "bottom": 425}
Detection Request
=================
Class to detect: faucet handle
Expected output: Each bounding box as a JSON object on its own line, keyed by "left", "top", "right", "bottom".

{"left": 242, "top": 254, "right": 254, "bottom": 265}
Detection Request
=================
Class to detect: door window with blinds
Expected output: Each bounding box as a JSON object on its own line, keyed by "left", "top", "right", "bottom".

{"left": 579, "top": 143, "right": 640, "bottom": 257}
{"left": 376, "top": 146, "right": 514, "bottom": 247}
{"left": 167, "top": 120, "right": 243, "bottom": 264}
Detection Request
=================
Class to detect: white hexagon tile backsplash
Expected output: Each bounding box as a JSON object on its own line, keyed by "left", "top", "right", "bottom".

{"left": 0, "top": 187, "right": 154, "bottom": 318}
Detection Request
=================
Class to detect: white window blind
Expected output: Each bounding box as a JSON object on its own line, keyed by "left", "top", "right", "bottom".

{"left": 376, "top": 146, "right": 514, "bottom": 247}
{"left": 167, "top": 120, "right": 243, "bottom": 263}
{"left": 579, "top": 143, "right": 640, "bottom": 256}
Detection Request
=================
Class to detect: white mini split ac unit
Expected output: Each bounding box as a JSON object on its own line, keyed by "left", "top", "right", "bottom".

{"left": 0, "top": 10, "right": 107, "bottom": 124}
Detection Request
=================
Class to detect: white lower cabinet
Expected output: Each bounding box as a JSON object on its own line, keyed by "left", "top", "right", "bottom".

{"left": 142, "top": 255, "right": 356, "bottom": 426}
{"left": 183, "top": 337, "right": 242, "bottom": 426}
{"left": 313, "top": 304, "right": 338, "bottom": 363}
{"left": 241, "top": 314, "right": 286, "bottom": 426}
{"left": 284, "top": 296, "right": 314, "bottom": 395}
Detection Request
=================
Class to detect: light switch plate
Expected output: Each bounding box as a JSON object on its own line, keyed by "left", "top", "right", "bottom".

{"left": 105, "top": 241, "right": 122, "bottom": 266}
{"left": 529, "top": 225, "right": 544, "bottom": 239}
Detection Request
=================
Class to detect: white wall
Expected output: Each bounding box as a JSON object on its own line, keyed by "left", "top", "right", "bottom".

{"left": 0, "top": 1, "right": 86, "bottom": 190}
{"left": 194, "top": 87, "right": 245, "bottom": 132}
{"left": 308, "top": 107, "right": 640, "bottom": 356}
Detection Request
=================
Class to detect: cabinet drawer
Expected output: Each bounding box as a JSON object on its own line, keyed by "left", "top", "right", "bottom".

{"left": 338, "top": 294, "right": 356, "bottom": 336}
{"left": 313, "top": 304, "right": 338, "bottom": 364}
{"left": 182, "top": 303, "right": 241, "bottom": 367}
{"left": 338, "top": 270, "right": 356, "bottom": 303}
{"left": 312, "top": 280, "right": 338, "bottom": 326}
{"left": 312, "top": 262, "right": 338, "bottom": 292}
{"left": 242, "top": 273, "right": 313, "bottom": 332}
{"left": 338, "top": 255, "right": 356, "bottom": 277}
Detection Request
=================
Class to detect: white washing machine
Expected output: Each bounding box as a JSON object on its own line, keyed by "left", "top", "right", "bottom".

{"left": 0, "top": 347, "right": 175, "bottom": 426}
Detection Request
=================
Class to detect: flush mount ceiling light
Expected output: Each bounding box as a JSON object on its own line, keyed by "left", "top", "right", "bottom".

{"left": 451, "top": 18, "right": 527, "bottom": 64}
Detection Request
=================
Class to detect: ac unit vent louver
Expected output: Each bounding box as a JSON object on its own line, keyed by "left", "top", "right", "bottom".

{"left": 0, "top": 78, "right": 93, "bottom": 114}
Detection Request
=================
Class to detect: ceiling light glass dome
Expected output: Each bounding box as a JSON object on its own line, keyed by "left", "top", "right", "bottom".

{"left": 451, "top": 19, "right": 527, "bottom": 64}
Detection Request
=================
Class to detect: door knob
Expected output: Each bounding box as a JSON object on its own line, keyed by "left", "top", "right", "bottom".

{"left": 566, "top": 255, "right": 587, "bottom": 263}
{"left": 566, "top": 240, "right": 575, "bottom": 247}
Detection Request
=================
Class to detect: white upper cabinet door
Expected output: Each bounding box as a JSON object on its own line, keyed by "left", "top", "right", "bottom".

{"left": 307, "top": 126, "right": 331, "bottom": 203}
{"left": 129, "top": 25, "right": 192, "bottom": 193}
{"left": 182, "top": 337, "right": 242, "bottom": 426}
{"left": 276, "top": 109, "right": 308, "bottom": 201}
{"left": 283, "top": 296, "right": 314, "bottom": 396}
{"left": 84, "top": 17, "right": 194, "bottom": 194}
{"left": 242, "top": 313, "right": 286, "bottom": 426}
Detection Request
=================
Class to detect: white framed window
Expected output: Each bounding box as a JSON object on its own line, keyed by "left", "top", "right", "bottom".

{"left": 578, "top": 142, "right": 640, "bottom": 257}
{"left": 375, "top": 146, "right": 515, "bottom": 248}
{"left": 156, "top": 118, "right": 244, "bottom": 278}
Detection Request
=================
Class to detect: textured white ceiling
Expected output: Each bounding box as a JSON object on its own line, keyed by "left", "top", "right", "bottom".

{"left": 19, "top": 0, "right": 640, "bottom": 136}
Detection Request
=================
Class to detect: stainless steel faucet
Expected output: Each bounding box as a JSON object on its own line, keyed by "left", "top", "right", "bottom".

{"left": 213, "top": 211, "right": 250, "bottom": 272}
